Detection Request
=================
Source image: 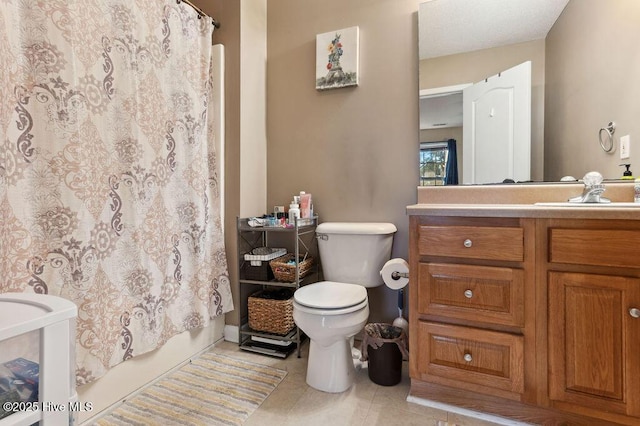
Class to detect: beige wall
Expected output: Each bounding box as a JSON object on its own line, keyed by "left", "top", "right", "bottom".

{"left": 203, "top": 0, "right": 423, "bottom": 325}
{"left": 202, "top": 0, "right": 640, "bottom": 326}
{"left": 202, "top": 0, "right": 423, "bottom": 326}
{"left": 545, "top": 0, "right": 640, "bottom": 181}
{"left": 420, "top": 40, "right": 546, "bottom": 181}
{"left": 266, "top": 0, "right": 421, "bottom": 322}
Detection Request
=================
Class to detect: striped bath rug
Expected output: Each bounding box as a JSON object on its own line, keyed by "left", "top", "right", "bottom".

{"left": 94, "top": 352, "right": 287, "bottom": 425}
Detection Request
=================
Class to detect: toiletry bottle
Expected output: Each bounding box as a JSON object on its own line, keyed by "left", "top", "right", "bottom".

{"left": 288, "top": 199, "right": 300, "bottom": 225}
{"left": 299, "top": 191, "right": 311, "bottom": 218}
{"left": 635, "top": 178, "right": 640, "bottom": 203}
{"left": 299, "top": 191, "right": 306, "bottom": 217}
{"left": 620, "top": 163, "right": 634, "bottom": 179}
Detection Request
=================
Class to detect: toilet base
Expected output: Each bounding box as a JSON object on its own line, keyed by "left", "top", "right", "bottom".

{"left": 306, "top": 338, "right": 356, "bottom": 393}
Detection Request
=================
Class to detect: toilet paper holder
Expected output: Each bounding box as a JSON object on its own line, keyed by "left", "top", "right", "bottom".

{"left": 381, "top": 258, "right": 410, "bottom": 290}
{"left": 391, "top": 271, "right": 409, "bottom": 280}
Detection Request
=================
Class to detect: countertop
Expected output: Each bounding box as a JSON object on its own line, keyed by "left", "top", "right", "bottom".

{"left": 408, "top": 181, "right": 640, "bottom": 220}
{"left": 407, "top": 203, "right": 640, "bottom": 219}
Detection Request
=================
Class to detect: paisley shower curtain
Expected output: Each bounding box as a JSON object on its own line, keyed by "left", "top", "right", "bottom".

{"left": 0, "top": 0, "right": 233, "bottom": 384}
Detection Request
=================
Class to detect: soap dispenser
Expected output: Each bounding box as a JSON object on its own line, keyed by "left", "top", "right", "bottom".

{"left": 620, "top": 163, "right": 633, "bottom": 179}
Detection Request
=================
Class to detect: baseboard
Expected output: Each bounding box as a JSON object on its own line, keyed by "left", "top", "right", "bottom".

{"left": 224, "top": 324, "right": 239, "bottom": 343}
{"left": 406, "top": 395, "right": 532, "bottom": 426}
{"left": 407, "top": 380, "right": 615, "bottom": 425}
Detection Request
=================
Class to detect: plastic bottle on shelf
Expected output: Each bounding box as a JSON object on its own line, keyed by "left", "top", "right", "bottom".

{"left": 288, "top": 198, "right": 300, "bottom": 225}
{"left": 299, "top": 191, "right": 312, "bottom": 218}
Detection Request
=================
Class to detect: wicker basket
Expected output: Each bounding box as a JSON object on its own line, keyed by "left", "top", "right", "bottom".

{"left": 269, "top": 253, "right": 314, "bottom": 282}
{"left": 248, "top": 289, "right": 294, "bottom": 335}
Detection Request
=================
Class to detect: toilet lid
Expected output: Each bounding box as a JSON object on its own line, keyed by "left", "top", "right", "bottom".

{"left": 294, "top": 281, "right": 367, "bottom": 310}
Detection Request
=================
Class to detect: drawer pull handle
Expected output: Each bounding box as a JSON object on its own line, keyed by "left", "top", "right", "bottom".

{"left": 463, "top": 239, "right": 473, "bottom": 248}
{"left": 463, "top": 353, "right": 473, "bottom": 362}
{"left": 630, "top": 308, "right": 640, "bottom": 318}
{"left": 464, "top": 289, "right": 473, "bottom": 299}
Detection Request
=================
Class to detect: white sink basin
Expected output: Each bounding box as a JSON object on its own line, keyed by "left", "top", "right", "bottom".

{"left": 535, "top": 202, "right": 640, "bottom": 207}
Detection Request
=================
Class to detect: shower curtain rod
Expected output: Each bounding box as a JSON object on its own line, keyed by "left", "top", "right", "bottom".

{"left": 176, "top": 0, "right": 220, "bottom": 28}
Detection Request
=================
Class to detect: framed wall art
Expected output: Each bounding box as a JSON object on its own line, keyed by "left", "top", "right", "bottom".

{"left": 315, "top": 26, "right": 359, "bottom": 90}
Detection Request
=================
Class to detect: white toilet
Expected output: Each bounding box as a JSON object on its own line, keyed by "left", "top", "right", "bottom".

{"left": 293, "top": 222, "right": 397, "bottom": 393}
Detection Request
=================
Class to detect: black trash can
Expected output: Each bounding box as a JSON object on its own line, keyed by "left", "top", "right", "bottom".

{"left": 360, "top": 323, "right": 408, "bottom": 386}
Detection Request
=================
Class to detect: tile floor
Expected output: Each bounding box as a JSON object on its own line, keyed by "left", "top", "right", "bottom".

{"left": 211, "top": 340, "right": 513, "bottom": 426}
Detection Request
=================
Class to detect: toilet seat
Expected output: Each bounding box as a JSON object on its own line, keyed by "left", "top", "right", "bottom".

{"left": 294, "top": 281, "right": 368, "bottom": 316}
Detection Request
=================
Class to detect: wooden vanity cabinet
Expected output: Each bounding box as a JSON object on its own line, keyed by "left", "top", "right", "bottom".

{"left": 544, "top": 219, "right": 640, "bottom": 421}
{"left": 410, "top": 214, "right": 640, "bottom": 425}
{"left": 409, "top": 216, "right": 537, "bottom": 403}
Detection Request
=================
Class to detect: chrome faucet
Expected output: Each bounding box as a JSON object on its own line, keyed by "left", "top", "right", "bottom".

{"left": 568, "top": 171, "right": 610, "bottom": 203}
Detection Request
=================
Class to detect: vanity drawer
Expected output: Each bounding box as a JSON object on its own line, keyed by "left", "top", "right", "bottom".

{"left": 549, "top": 228, "right": 640, "bottom": 268}
{"left": 416, "top": 321, "right": 524, "bottom": 394}
{"left": 418, "top": 263, "right": 524, "bottom": 327}
{"left": 418, "top": 225, "right": 524, "bottom": 262}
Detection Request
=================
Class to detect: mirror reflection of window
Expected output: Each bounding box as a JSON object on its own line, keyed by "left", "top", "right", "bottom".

{"left": 420, "top": 141, "right": 448, "bottom": 186}
{"left": 420, "top": 140, "right": 458, "bottom": 186}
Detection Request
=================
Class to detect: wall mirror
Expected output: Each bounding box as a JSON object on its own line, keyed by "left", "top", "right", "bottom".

{"left": 418, "top": 0, "right": 640, "bottom": 184}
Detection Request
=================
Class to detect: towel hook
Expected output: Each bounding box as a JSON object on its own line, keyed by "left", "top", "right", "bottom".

{"left": 599, "top": 121, "right": 616, "bottom": 153}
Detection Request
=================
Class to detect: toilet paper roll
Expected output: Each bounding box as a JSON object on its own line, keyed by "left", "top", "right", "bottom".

{"left": 380, "top": 258, "right": 409, "bottom": 290}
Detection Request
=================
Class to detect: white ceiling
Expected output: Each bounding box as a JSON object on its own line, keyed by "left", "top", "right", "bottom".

{"left": 419, "top": 0, "right": 570, "bottom": 130}
{"left": 419, "top": 0, "right": 570, "bottom": 60}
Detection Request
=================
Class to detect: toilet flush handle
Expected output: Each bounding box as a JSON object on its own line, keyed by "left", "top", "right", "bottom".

{"left": 316, "top": 233, "right": 328, "bottom": 241}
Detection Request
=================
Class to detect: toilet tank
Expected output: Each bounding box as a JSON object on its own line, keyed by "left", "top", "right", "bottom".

{"left": 316, "top": 222, "right": 397, "bottom": 287}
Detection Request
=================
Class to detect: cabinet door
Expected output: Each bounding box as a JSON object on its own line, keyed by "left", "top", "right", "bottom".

{"left": 548, "top": 272, "right": 640, "bottom": 416}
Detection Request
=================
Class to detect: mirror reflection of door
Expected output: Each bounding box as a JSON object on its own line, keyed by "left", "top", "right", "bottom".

{"left": 463, "top": 61, "right": 532, "bottom": 184}
{"left": 419, "top": 61, "right": 532, "bottom": 185}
